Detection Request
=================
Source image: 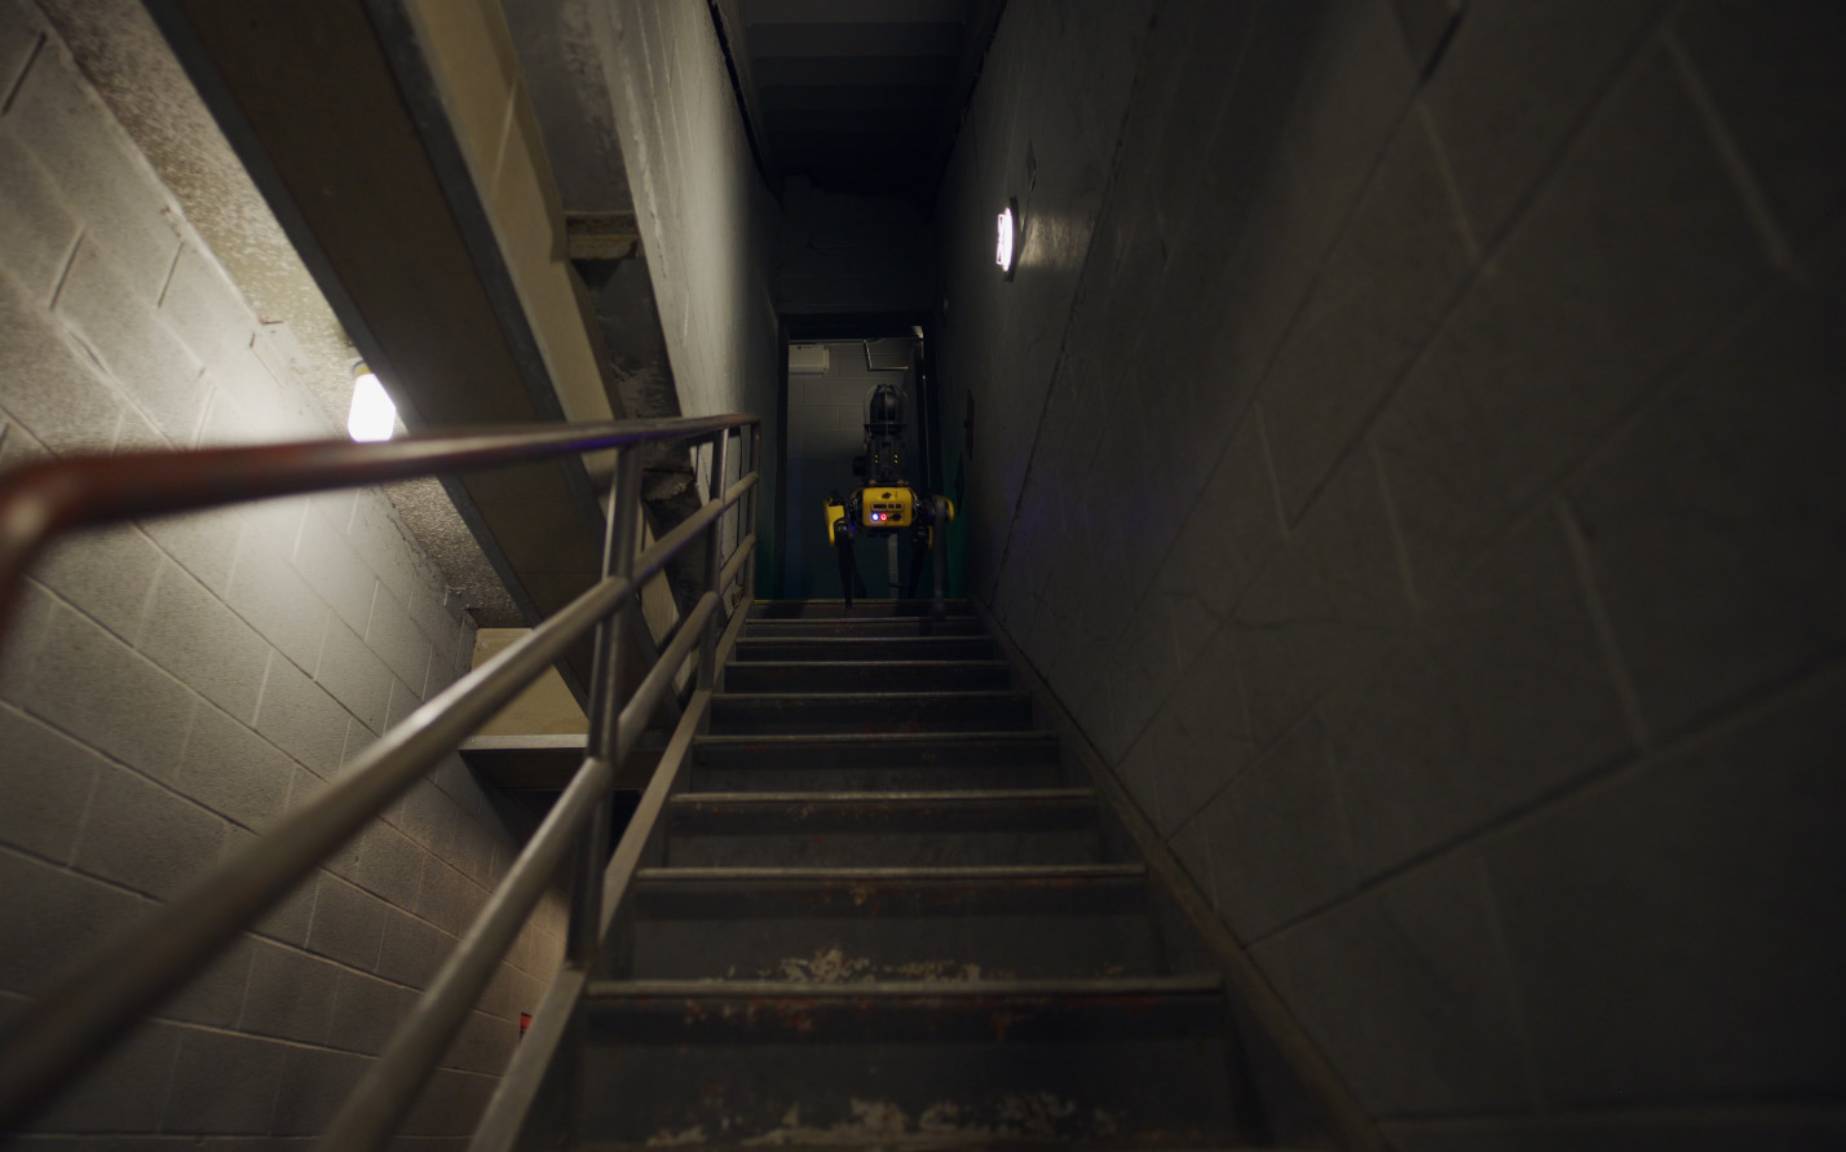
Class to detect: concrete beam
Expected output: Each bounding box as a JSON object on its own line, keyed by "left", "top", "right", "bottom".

{"left": 153, "top": 0, "right": 608, "bottom": 695}
{"left": 711, "top": 0, "right": 781, "bottom": 186}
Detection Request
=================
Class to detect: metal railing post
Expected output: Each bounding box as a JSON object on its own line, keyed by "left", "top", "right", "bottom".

{"left": 698, "top": 430, "right": 731, "bottom": 691}
{"left": 932, "top": 495, "right": 949, "bottom": 621}
{"left": 0, "top": 412, "right": 760, "bottom": 1140}
{"left": 745, "top": 423, "right": 761, "bottom": 599}
{"left": 569, "top": 450, "right": 642, "bottom": 966}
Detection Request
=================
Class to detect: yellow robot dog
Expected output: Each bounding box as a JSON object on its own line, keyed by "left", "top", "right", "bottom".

{"left": 823, "top": 380, "right": 954, "bottom": 616}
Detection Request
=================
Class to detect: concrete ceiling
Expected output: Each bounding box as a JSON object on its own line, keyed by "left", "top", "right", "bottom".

{"left": 715, "top": 0, "right": 1006, "bottom": 199}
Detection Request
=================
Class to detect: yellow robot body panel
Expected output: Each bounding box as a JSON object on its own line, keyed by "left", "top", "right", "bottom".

{"left": 860, "top": 486, "right": 915, "bottom": 529}
{"left": 824, "top": 499, "right": 848, "bottom": 546}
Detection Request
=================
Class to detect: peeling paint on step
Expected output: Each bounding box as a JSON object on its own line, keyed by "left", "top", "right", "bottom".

{"left": 645, "top": 1123, "right": 706, "bottom": 1146}
{"left": 723, "top": 1093, "right": 1133, "bottom": 1147}
{"left": 755, "top": 946, "right": 1010, "bottom": 985}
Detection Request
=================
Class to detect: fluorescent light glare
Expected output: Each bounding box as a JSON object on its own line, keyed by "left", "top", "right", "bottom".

{"left": 348, "top": 371, "right": 397, "bottom": 442}
{"left": 995, "top": 204, "right": 1016, "bottom": 274}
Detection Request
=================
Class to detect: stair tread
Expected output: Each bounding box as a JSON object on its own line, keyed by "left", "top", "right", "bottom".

{"left": 735, "top": 638, "right": 992, "bottom": 650}
{"left": 715, "top": 689, "right": 1027, "bottom": 700}
{"left": 750, "top": 599, "right": 977, "bottom": 619}
{"left": 622, "top": 863, "right": 1164, "bottom": 984}
{"left": 738, "top": 634, "right": 988, "bottom": 643}
{"left": 710, "top": 690, "right": 1034, "bottom": 731}
{"left": 726, "top": 659, "right": 1010, "bottom": 668}
{"left": 689, "top": 731, "right": 1065, "bottom": 790}
{"left": 743, "top": 622, "right": 988, "bottom": 638}
{"left": 758, "top": 599, "right": 974, "bottom": 606}
{"left": 578, "top": 1145, "right": 1274, "bottom": 1151}
{"left": 636, "top": 863, "right": 1143, "bottom": 883}
{"left": 669, "top": 788, "right": 1094, "bottom": 806}
{"left": 694, "top": 730, "right": 1054, "bottom": 744}
{"left": 586, "top": 973, "right": 1221, "bottom": 1000}
{"left": 725, "top": 661, "right": 1012, "bottom": 693}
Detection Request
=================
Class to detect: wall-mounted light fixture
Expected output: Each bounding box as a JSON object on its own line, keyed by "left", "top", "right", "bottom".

{"left": 995, "top": 198, "right": 1020, "bottom": 279}
{"left": 347, "top": 362, "right": 397, "bottom": 442}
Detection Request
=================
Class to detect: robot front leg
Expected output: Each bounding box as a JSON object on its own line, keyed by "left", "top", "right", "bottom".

{"left": 836, "top": 531, "right": 865, "bottom": 610}
{"left": 904, "top": 521, "right": 932, "bottom": 601}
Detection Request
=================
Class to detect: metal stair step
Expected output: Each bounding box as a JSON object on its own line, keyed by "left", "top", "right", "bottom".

{"left": 709, "top": 690, "right": 1033, "bottom": 735}
{"left": 750, "top": 598, "right": 976, "bottom": 619}
{"left": 734, "top": 635, "right": 997, "bottom": 661}
{"left": 576, "top": 974, "right": 1244, "bottom": 1148}
{"left": 743, "top": 616, "right": 987, "bottom": 638}
{"left": 663, "top": 789, "right": 1107, "bottom": 867}
{"left": 689, "top": 731, "right": 1063, "bottom": 791}
{"left": 612, "top": 864, "right": 1165, "bottom": 983}
{"left": 724, "top": 659, "right": 1010, "bottom": 693}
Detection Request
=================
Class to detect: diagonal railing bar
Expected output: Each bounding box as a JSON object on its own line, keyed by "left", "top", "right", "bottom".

{"left": 0, "top": 414, "right": 762, "bottom": 1147}
{"left": 0, "top": 415, "right": 748, "bottom": 637}
{"left": 466, "top": 533, "right": 755, "bottom": 1152}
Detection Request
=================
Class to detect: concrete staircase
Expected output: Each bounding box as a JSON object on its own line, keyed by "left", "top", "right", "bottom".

{"left": 575, "top": 599, "right": 1257, "bottom": 1149}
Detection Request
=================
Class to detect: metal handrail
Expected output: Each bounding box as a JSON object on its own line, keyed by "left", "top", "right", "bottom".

{"left": 0, "top": 413, "right": 764, "bottom": 1151}
{"left": 0, "top": 414, "right": 748, "bottom": 633}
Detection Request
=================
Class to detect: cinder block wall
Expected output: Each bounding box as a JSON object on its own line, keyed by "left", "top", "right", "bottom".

{"left": 589, "top": 0, "right": 781, "bottom": 590}
{"left": 936, "top": 0, "right": 1844, "bottom": 1143}
{"left": 0, "top": 3, "right": 562, "bottom": 1143}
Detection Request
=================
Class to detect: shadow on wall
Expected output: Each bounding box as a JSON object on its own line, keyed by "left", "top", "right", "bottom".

{"left": 933, "top": 0, "right": 1341, "bottom": 1140}
{"left": 935, "top": 0, "right": 1342, "bottom": 633}
{"left": 938, "top": 0, "right": 1846, "bottom": 1146}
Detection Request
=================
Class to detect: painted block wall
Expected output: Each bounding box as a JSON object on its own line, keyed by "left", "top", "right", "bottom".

{"left": 0, "top": 2, "right": 563, "bottom": 1143}
{"left": 935, "top": 0, "right": 1846, "bottom": 1144}
{"left": 591, "top": 0, "right": 782, "bottom": 593}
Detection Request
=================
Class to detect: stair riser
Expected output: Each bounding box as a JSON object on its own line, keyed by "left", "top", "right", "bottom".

{"left": 691, "top": 738, "right": 1062, "bottom": 791}
{"left": 695, "top": 736, "right": 1058, "bottom": 769}
{"left": 735, "top": 637, "right": 997, "bottom": 661}
{"left": 666, "top": 828, "right": 1104, "bottom": 867}
{"left": 711, "top": 696, "right": 1033, "bottom": 734}
{"left": 579, "top": 1025, "right": 1238, "bottom": 1147}
{"left": 725, "top": 662, "right": 1010, "bottom": 692}
{"left": 744, "top": 617, "right": 987, "bottom": 638}
{"left": 751, "top": 599, "right": 975, "bottom": 619}
{"left": 625, "top": 913, "right": 1165, "bottom": 982}
{"left": 618, "top": 883, "right": 1164, "bottom": 981}
{"left": 691, "top": 761, "right": 1063, "bottom": 791}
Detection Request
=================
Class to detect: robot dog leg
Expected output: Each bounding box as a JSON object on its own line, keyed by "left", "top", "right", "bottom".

{"left": 825, "top": 492, "right": 866, "bottom": 610}
{"left": 823, "top": 381, "right": 956, "bottom": 614}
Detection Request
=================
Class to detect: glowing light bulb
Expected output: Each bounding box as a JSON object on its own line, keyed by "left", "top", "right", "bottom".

{"left": 347, "top": 369, "right": 397, "bottom": 442}
{"left": 995, "top": 203, "right": 1017, "bottom": 275}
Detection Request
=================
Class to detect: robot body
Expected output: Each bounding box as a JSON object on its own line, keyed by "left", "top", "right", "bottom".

{"left": 824, "top": 379, "right": 953, "bottom": 610}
